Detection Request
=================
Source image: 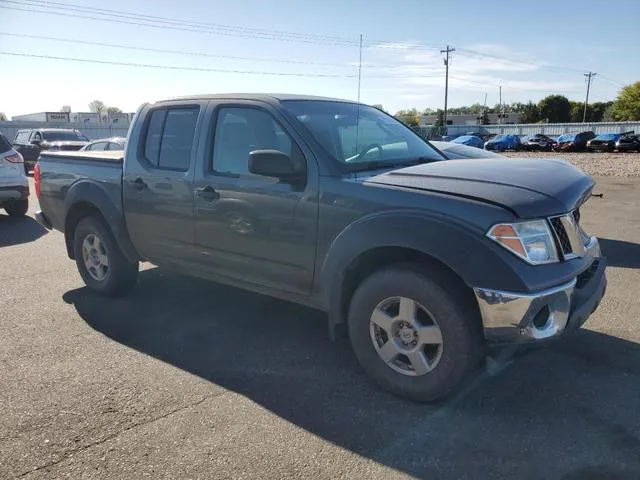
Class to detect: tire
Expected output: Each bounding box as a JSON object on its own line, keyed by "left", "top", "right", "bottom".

{"left": 348, "top": 267, "right": 484, "bottom": 402}
{"left": 73, "top": 215, "right": 138, "bottom": 296}
{"left": 5, "top": 199, "right": 28, "bottom": 217}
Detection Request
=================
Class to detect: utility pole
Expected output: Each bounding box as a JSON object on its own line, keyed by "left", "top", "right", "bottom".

{"left": 440, "top": 45, "right": 455, "bottom": 126}
{"left": 498, "top": 86, "right": 502, "bottom": 124}
{"left": 583, "top": 72, "right": 596, "bottom": 123}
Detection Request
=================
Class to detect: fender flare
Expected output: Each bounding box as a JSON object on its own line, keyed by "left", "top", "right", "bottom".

{"left": 63, "top": 180, "right": 140, "bottom": 263}
{"left": 317, "top": 211, "right": 526, "bottom": 334}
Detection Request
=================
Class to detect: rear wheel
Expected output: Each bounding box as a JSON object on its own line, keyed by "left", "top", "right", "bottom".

{"left": 5, "top": 199, "right": 28, "bottom": 216}
{"left": 348, "top": 267, "right": 484, "bottom": 402}
{"left": 73, "top": 215, "right": 138, "bottom": 296}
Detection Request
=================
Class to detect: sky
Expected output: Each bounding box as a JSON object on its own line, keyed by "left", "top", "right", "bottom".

{"left": 1, "top": 0, "right": 639, "bottom": 118}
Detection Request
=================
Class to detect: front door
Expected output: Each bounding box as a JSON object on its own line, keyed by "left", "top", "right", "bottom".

{"left": 123, "top": 104, "right": 202, "bottom": 266}
{"left": 193, "top": 103, "right": 319, "bottom": 295}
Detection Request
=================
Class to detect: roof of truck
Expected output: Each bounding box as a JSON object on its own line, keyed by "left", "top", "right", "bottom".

{"left": 155, "top": 93, "right": 356, "bottom": 104}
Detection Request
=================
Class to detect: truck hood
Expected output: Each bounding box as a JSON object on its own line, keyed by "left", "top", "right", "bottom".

{"left": 364, "top": 158, "right": 594, "bottom": 218}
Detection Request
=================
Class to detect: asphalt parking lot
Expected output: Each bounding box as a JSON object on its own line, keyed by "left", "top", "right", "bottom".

{"left": 1, "top": 176, "right": 640, "bottom": 480}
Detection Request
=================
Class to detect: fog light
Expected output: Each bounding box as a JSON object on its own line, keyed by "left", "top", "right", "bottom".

{"left": 532, "top": 306, "right": 551, "bottom": 329}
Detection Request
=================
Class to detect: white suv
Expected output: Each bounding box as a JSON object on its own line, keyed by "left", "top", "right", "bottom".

{"left": 0, "top": 132, "right": 29, "bottom": 216}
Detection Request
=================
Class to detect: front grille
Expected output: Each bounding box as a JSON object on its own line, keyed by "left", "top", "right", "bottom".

{"left": 576, "top": 259, "right": 599, "bottom": 288}
{"left": 550, "top": 217, "right": 573, "bottom": 256}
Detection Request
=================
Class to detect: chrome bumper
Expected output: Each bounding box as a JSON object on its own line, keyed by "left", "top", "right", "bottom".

{"left": 474, "top": 236, "right": 606, "bottom": 344}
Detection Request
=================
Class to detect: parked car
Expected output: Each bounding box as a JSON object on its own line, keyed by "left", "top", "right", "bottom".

{"left": 430, "top": 141, "right": 505, "bottom": 159}
{"left": 450, "top": 135, "right": 484, "bottom": 149}
{"left": 484, "top": 134, "right": 521, "bottom": 152}
{"left": 34, "top": 94, "right": 606, "bottom": 403}
{"left": 13, "top": 128, "right": 89, "bottom": 173}
{"left": 521, "top": 134, "right": 555, "bottom": 151}
{"left": 586, "top": 133, "right": 622, "bottom": 152}
{"left": 553, "top": 131, "right": 596, "bottom": 152}
{"left": 0, "top": 132, "right": 29, "bottom": 216}
{"left": 80, "top": 137, "right": 126, "bottom": 152}
{"left": 615, "top": 133, "right": 640, "bottom": 152}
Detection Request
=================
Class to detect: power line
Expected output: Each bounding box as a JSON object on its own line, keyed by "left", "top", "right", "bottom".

{"left": 0, "top": 32, "right": 354, "bottom": 67}
{"left": 448, "top": 76, "right": 583, "bottom": 94}
{"left": 455, "top": 47, "right": 586, "bottom": 75}
{"left": 0, "top": 3, "right": 362, "bottom": 46}
{"left": 0, "top": 51, "right": 357, "bottom": 77}
{"left": 0, "top": 0, "right": 441, "bottom": 50}
{"left": 1, "top": 0, "right": 358, "bottom": 45}
{"left": 597, "top": 74, "right": 625, "bottom": 88}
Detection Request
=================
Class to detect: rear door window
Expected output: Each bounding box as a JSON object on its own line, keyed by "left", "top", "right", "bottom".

{"left": 87, "top": 142, "right": 107, "bottom": 151}
{"left": 143, "top": 107, "right": 199, "bottom": 171}
{"left": 14, "top": 131, "right": 30, "bottom": 144}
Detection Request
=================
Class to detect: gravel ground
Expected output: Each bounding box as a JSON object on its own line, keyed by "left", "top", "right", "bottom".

{"left": 504, "top": 151, "right": 640, "bottom": 177}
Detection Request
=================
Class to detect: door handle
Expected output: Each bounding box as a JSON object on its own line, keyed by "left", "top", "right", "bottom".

{"left": 195, "top": 185, "right": 220, "bottom": 201}
{"left": 130, "top": 177, "right": 147, "bottom": 191}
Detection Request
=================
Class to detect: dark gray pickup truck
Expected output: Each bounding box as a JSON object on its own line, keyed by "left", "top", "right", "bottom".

{"left": 34, "top": 94, "right": 606, "bottom": 402}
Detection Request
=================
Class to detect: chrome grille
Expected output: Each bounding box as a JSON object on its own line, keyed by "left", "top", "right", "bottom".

{"left": 549, "top": 211, "right": 587, "bottom": 260}
{"left": 550, "top": 217, "right": 572, "bottom": 255}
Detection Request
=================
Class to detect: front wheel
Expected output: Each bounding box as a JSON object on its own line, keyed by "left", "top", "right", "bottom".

{"left": 73, "top": 215, "right": 138, "bottom": 296}
{"left": 348, "top": 267, "right": 484, "bottom": 402}
{"left": 5, "top": 199, "right": 28, "bottom": 216}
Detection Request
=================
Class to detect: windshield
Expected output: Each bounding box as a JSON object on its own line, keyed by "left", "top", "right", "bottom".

{"left": 491, "top": 135, "right": 508, "bottom": 141}
{"left": 280, "top": 100, "right": 444, "bottom": 170}
{"left": 595, "top": 133, "right": 619, "bottom": 141}
{"left": 557, "top": 134, "right": 577, "bottom": 142}
{"left": 42, "top": 131, "right": 89, "bottom": 142}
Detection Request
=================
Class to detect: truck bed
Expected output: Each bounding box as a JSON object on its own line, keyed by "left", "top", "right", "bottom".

{"left": 37, "top": 150, "right": 124, "bottom": 232}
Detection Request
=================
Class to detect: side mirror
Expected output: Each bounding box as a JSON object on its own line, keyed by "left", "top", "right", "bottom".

{"left": 248, "top": 150, "right": 301, "bottom": 179}
{"left": 31, "top": 139, "right": 41, "bottom": 146}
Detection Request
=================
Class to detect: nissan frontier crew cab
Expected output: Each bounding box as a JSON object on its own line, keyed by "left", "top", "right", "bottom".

{"left": 34, "top": 94, "right": 607, "bottom": 402}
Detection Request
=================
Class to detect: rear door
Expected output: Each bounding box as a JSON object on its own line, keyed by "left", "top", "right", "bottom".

{"left": 123, "top": 103, "right": 205, "bottom": 266}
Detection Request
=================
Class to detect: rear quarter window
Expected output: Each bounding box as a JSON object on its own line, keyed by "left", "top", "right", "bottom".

{"left": 143, "top": 107, "right": 199, "bottom": 171}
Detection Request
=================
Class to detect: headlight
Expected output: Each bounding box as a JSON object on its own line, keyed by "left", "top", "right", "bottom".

{"left": 487, "top": 220, "right": 559, "bottom": 265}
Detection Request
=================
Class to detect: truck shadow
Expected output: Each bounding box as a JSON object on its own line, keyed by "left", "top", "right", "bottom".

{"left": 599, "top": 238, "right": 640, "bottom": 269}
{"left": 0, "top": 214, "right": 47, "bottom": 247}
{"left": 62, "top": 268, "right": 640, "bottom": 479}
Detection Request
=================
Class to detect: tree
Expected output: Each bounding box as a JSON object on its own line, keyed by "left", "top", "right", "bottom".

{"left": 569, "top": 101, "right": 583, "bottom": 123}
{"left": 519, "top": 101, "right": 540, "bottom": 124}
{"left": 106, "top": 106, "right": 122, "bottom": 114}
{"left": 434, "top": 109, "right": 444, "bottom": 127}
{"left": 538, "top": 95, "right": 571, "bottom": 123}
{"left": 481, "top": 110, "right": 490, "bottom": 125}
{"left": 611, "top": 81, "right": 640, "bottom": 121}
{"left": 0, "top": 112, "right": 7, "bottom": 121}
{"left": 60, "top": 105, "right": 71, "bottom": 112}
{"left": 395, "top": 108, "right": 420, "bottom": 127}
{"left": 589, "top": 101, "right": 612, "bottom": 122}
{"left": 88, "top": 100, "right": 107, "bottom": 114}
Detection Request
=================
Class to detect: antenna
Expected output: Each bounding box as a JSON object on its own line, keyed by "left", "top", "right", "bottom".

{"left": 357, "top": 34, "right": 363, "bottom": 104}
{"left": 355, "top": 33, "right": 363, "bottom": 158}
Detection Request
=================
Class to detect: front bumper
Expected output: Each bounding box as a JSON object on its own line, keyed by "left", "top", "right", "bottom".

{"left": 474, "top": 236, "right": 607, "bottom": 345}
